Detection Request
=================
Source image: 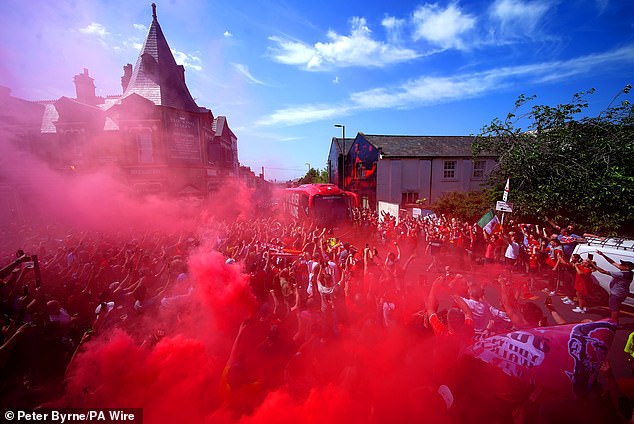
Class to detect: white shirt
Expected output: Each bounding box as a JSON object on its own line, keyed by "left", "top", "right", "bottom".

{"left": 505, "top": 241, "right": 520, "bottom": 260}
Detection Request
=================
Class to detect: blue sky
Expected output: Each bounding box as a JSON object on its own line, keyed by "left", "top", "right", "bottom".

{"left": 1, "top": 0, "right": 633, "bottom": 181}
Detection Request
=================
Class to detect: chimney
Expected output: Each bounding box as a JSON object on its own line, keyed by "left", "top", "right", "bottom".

{"left": 121, "top": 64, "right": 133, "bottom": 92}
{"left": 73, "top": 68, "right": 97, "bottom": 105}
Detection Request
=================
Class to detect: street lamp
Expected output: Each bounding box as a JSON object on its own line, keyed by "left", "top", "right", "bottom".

{"left": 305, "top": 162, "right": 311, "bottom": 175}
{"left": 334, "top": 124, "right": 345, "bottom": 190}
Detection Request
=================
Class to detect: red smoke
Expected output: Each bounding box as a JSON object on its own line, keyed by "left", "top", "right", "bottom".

{"left": 62, "top": 330, "right": 222, "bottom": 423}
{"left": 58, "top": 253, "right": 456, "bottom": 424}
{"left": 188, "top": 248, "right": 257, "bottom": 332}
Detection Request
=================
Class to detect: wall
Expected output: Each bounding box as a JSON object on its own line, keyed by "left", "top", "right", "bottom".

{"left": 376, "top": 157, "right": 494, "bottom": 207}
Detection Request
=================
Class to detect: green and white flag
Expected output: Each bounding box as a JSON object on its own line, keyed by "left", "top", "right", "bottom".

{"left": 477, "top": 210, "right": 501, "bottom": 234}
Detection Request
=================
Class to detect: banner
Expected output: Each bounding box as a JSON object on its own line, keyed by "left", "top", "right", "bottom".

{"left": 377, "top": 201, "right": 399, "bottom": 224}
{"left": 466, "top": 320, "right": 616, "bottom": 398}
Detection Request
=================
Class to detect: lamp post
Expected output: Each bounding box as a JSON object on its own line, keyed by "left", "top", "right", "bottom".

{"left": 334, "top": 124, "right": 345, "bottom": 190}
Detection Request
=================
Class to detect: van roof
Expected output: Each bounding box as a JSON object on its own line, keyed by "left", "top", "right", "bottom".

{"left": 584, "top": 236, "right": 634, "bottom": 252}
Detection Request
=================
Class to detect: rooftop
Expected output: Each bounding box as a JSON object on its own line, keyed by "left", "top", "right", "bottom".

{"left": 359, "top": 133, "right": 494, "bottom": 158}
{"left": 121, "top": 4, "right": 199, "bottom": 112}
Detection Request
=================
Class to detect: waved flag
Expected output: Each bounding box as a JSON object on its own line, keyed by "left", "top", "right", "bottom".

{"left": 466, "top": 320, "right": 616, "bottom": 398}
{"left": 477, "top": 210, "right": 500, "bottom": 234}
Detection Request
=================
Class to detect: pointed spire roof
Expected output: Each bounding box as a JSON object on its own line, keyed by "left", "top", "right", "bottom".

{"left": 121, "top": 3, "right": 199, "bottom": 112}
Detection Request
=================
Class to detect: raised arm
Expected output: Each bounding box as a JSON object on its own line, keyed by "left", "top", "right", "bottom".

{"left": 451, "top": 294, "right": 473, "bottom": 321}
{"left": 596, "top": 250, "right": 628, "bottom": 271}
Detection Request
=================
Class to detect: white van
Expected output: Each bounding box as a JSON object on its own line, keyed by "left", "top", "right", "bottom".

{"left": 572, "top": 237, "right": 634, "bottom": 307}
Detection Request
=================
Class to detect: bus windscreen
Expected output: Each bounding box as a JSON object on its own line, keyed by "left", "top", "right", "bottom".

{"left": 312, "top": 196, "right": 348, "bottom": 225}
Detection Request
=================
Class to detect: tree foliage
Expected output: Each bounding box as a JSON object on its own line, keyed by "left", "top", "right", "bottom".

{"left": 300, "top": 167, "right": 328, "bottom": 184}
{"left": 430, "top": 190, "right": 495, "bottom": 223}
{"left": 473, "top": 86, "right": 634, "bottom": 235}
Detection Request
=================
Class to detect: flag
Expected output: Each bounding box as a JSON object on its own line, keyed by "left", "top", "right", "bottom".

{"left": 465, "top": 320, "right": 616, "bottom": 399}
{"left": 502, "top": 177, "right": 510, "bottom": 202}
{"left": 477, "top": 210, "right": 500, "bottom": 234}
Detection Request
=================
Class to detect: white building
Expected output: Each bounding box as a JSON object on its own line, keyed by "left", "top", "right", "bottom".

{"left": 330, "top": 132, "right": 497, "bottom": 210}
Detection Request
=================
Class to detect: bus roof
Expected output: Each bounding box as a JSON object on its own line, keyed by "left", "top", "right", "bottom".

{"left": 285, "top": 184, "right": 346, "bottom": 197}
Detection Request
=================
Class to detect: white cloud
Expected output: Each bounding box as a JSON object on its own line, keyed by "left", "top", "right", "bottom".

{"left": 268, "top": 16, "right": 420, "bottom": 70}
{"left": 133, "top": 23, "right": 147, "bottom": 32}
{"left": 256, "top": 44, "right": 634, "bottom": 126}
{"left": 256, "top": 104, "right": 349, "bottom": 127}
{"left": 333, "top": 76, "right": 339, "bottom": 84}
{"left": 382, "top": 15, "right": 406, "bottom": 45}
{"left": 78, "top": 22, "right": 110, "bottom": 38}
{"left": 411, "top": 3, "right": 476, "bottom": 49}
{"left": 171, "top": 48, "right": 203, "bottom": 71}
{"left": 132, "top": 42, "right": 143, "bottom": 50}
{"left": 232, "top": 63, "right": 266, "bottom": 85}
{"left": 224, "top": 30, "right": 233, "bottom": 38}
{"left": 489, "top": 0, "right": 551, "bottom": 37}
{"left": 268, "top": 36, "right": 315, "bottom": 65}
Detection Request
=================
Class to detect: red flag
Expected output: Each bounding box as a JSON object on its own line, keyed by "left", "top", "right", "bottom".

{"left": 466, "top": 320, "right": 616, "bottom": 398}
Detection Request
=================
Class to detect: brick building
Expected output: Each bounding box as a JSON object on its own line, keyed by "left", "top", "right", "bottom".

{"left": 0, "top": 4, "right": 239, "bottom": 197}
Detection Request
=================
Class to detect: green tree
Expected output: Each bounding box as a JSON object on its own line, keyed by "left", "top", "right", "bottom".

{"left": 472, "top": 86, "right": 634, "bottom": 235}
{"left": 300, "top": 167, "right": 328, "bottom": 184}
{"left": 430, "top": 190, "right": 495, "bottom": 222}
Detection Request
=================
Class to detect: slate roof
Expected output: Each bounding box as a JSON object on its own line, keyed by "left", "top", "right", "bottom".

{"left": 212, "top": 116, "right": 236, "bottom": 139}
{"left": 212, "top": 116, "right": 225, "bottom": 136}
{"left": 40, "top": 103, "right": 59, "bottom": 133}
{"left": 121, "top": 5, "right": 199, "bottom": 112}
{"left": 331, "top": 137, "right": 354, "bottom": 155}
{"left": 359, "top": 133, "right": 494, "bottom": 158}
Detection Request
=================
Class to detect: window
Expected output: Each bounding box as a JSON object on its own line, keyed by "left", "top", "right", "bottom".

{"left": 134, "top": 182, "right": 162, "bottom": 193}
{"left": 361, "top": 196, "right": 369, "bottom": 209}
{"left": 473, "top": 160, "right": 486, "bottom": 178}
{"left": 64, "top": 131, "right": 84, "bottom": 160}
{"left": 443, "top": 160, "right": 456, "bottom": 179}
{"left": 356, "top": 162, "right": 366, "bottom": 179}
{"left": 401, "top": 192, "right": 419, "bottom": 205}
{"left": 136, "top": 132, "right": 153, "bottom": 163}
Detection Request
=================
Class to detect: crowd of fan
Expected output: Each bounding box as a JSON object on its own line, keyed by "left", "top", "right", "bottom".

{"left": 0, "top": 211, "right": 632, "bottom": 422}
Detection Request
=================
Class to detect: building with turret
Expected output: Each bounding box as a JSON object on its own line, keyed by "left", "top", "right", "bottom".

{"left": 0, "top": 3, "right": 239, "bottom": 197}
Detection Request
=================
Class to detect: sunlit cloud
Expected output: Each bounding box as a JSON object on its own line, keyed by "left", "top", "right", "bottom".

{"left": 256, "top": 45, "right": 634, "bottom": 126}
{"left": 224, "top": 30, "right": 233, "bottom": 38}
{"left": 268, "top": 16, "right": 420, "bottom": 70}
{"left": 232, "top": 63, "right": 266, "bottom": 85}
{"left": 133, "top": 23, "right": 148, "bottom": 32}
{"left": 411, "top": 3, "right": 476, "bottom": 49}
{"left": 255, "top": 104, "right": 350, "bottom": 126}
{"left": 489, "top": 0, "right": 552, "bottom": 38}
{"left": 171, "top": 49, "right": 203, "bottom": 71}
{"left": 382, "top": 15, "right": 406, "bottom": 45}
{"left": 78, "top": 22, "right": 110, "bottom": 38}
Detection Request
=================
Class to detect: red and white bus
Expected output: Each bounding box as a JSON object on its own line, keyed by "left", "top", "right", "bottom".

{"left": 283, "top": 184, "right": 357, "bottom": 226}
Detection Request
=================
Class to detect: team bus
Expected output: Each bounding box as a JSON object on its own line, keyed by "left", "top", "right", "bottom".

{"left": 283, "top": 184, "right": 357, "bottom": 226}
